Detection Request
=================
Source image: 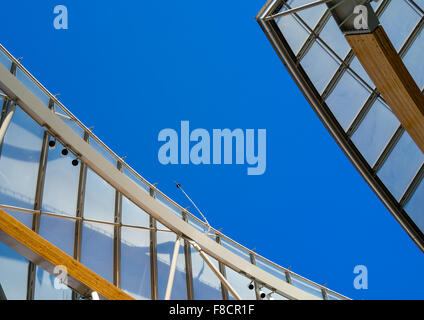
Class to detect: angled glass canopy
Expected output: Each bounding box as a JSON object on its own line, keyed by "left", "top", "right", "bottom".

{"left": 257, "top": 0, "right": 424, "bottom": 251}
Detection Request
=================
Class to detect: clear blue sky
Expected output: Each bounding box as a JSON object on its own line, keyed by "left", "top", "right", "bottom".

{"left": 2, "top": 0, "right": 424, "bottom": 300}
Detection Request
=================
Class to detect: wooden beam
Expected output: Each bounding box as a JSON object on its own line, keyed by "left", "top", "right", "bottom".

{"left": 346, "top": 26, "right": 424, "bottom": 154}
{"left": 0, "top": 209, "right": 134, "bottom": 300}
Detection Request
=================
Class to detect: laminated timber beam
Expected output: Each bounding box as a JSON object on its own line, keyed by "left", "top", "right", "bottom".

{"left": 0, "top": 209, "right": 134, "bottom": 300}
{"left": 346, "top": 26, "right": 424, "bottom": 154}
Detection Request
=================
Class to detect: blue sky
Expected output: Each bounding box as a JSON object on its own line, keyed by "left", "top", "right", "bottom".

{"left": 2, "top": 0, "right": 424, "bottom": 299}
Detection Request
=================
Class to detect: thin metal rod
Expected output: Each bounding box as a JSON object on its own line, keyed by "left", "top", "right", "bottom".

{"left": 0, "top": 102, "right": 16, "bottom": 143}
{"left": 164, "top": 236, "right": 182, "bottom": 300}
{"left": 265, "top": 0, "right": 333, "bottom": 20}
{"left": 176, "top": 183, "right": 210, "bottom": 230}
{"left": 189, "top": 241, "right": 242, "bottom": 300}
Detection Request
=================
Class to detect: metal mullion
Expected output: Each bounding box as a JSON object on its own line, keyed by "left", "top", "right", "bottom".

{"left": 26, "top": 99, "right": 53, "bottom": 300}
{"left": 346, "top": 91, "right": 379, "bottom": 138}
{"left": 182, "top": 211, "right": 194, "bottom": 300}
{"left": 410, "top": 0, "right": 424, "bottom": 15}
{"left": 372, "top": 126, "right": 405, "bottom": 172}
{"left": 321, "top": 50, "right": 355, "bottom": 100}
{"left": 297, "top": 10, "right": 332, "bottom": 61}
{"left": 285, "top": 270, "right": 292, "bottom": 284}
{"left": 215, "top": 233, "right": 229, "bottom": 300}
{"left": 149, "top": 187, "right": 158, "bottom": 300}
{"left": 0, "top": 62, "right": 17, "bottom": 156}
{"left": 113, "top": 161, "right": 123, "bottom": 288}
{"left": 321, "top": 287, "right": 329, "bottom": 300}
{"left": 72, "top": 131, "right": 89, "bottom": 300}
{"left": 398, "top": 17, "right": 424, "bottom": 58}
{"left": 249, "top": 253, "right": 261, "bottom": 301}
{"left": 400, "top": 163, "right": 424, "bottom": 208}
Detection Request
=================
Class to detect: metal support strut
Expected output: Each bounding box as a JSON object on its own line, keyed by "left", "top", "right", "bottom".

{"left": 189, "top": 240, "right": 242, "bottom": 300}
{"left": 164, "top": 235, "right": 183, "bottom": 300}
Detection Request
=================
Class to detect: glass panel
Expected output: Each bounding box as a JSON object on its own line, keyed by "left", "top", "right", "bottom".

{"left": 90, "top": 138, "right": 118, "bottom": 167}
{"left": 379, "top": 0, "right": 421, "bottom": 51}
{"left": 349, "top": 57, "right": 374, "bottom": 88}
{"left": 326, "top": 70, "right": 371, "bottom": 131}
{"left": 122, "top": 196, "right": 149, "bottom": 228}
{"left": 0, "top": 209, "right": 32, "bottom": 300}
{"left": 225, "top": 267, "right": 256, "bottom": 300}
{"left": 327, "top": 291, "right": 345, "bottom": 300}
{"left": 0, "top": 107, "right": 43, "bottom": 209}
{"left": 301, "top": 40, "right": 339, "bottom": 94}
{"left": 291, "top": 274, "right": 324, "bottom": 299}
{"left": 42, "top": 140, "right": 80, "bottom": 217}
{"left": 4, "top": 208, "right": 34, "bottom": 227}
{"left": 275, "top": 13, "right": 310, "bottom": 55}
{"left": 121, "top": 226, "right": 150, "bottom": 300}
{"left": 255, "top": 256, "right": 287, "bottom": 283}
{"left": 403, "top": 26, "right": 424, "bottom": 90}
{"left": 378, "top": 132, "right": 424, "bottom": 200}
{"left": 81, "top": 221, "right": 114, "bottom": 283}
{"left": 0, "top": 49, "right": 12, "bottom": 70}
{"left": 123, "top": 167, "right": 150, "bottom": 195}
{"left": 157, "top": 231, "right": 187, "bottom": 300}
{"left": 191, "top": 246, "right": 222, "bottom": 300}
{"left": 284, "top": 0, "right": 326, "bottom": 29}
{"left": 156, "top": 193, "right": 183, "bottom": 218}
{"left": 319, "top": 16, "right": 350, "bottom": 59}
{"left": 187, "top": 215, "right": 208, "bottom": 233}
{"left": 352, "top": 99, "right": 400, "bottom": 166}
{"left": 0, "top": 243, "right": 29, "bottom": 300}
{"left": 83, "top": 168, "right": 115, "bottom": 223}
{"left": 405, "top": 178, "right": 424, "bottom": 233}
{"left": 220, "top": 238, "right": 251, "bottom": 262}
{"left": 54, "top": 104, "right": 86, "bottom": 138}
{"left": 15, "top": 68, "right": 50, "bottom": 106}
{"left": 34, "top": 215, "right": 75, "bottom": 300}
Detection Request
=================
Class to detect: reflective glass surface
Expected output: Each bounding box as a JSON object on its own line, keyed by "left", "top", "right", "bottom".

{"left": 121, "top": 227, "right": 151, "bottom": 300}
{"left": 81, "top": 221, "right": 114, "bottom": 283}
{"left": 191, "top": 247, "right": 222, "bottom": 300}
{"left": 83, "top": 168, "right": 115, "bottom": 222}
{"left": 0, "top": 106, "right": 43, "bottom": 209}
{"left": 42, "top": 140, "right": 80, "bottom": 217}
{"left": 266, "top": 0, "right": 424, "bottom": 248}
{"left": 157, "top": 231, "right": 187, "bottom": 300}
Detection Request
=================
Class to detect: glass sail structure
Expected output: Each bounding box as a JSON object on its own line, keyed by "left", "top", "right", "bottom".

{"left": 257, "top": 0, "right": 424, "bottom": 252}
{"left": 0, "top": 43, "right": 347, "bottom": 300}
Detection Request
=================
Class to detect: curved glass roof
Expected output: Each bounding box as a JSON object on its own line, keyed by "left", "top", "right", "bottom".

{"left": 257, "top": 0, "right": 424, "bottom": 250}
{"left": 0, "top": 41, "right": 347, "bottom": 300}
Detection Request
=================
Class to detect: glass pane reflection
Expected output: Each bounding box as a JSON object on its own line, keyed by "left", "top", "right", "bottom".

{"left": 157, "top": 231, "right": 187, "bottom": 300}
{"left": 0, "top": 107, "right": 43, "bottom": 209}
{"left": 121, "top": 227, "right": 150, "bottom": 300}
{"left": 81, "top": 221, "right": 114, "bottom": 283}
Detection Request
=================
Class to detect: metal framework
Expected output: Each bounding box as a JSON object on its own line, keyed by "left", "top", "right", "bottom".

{"left": 257, "top": 0, "right": 424, "bottom": 252}
{"left": 0, "top": 39, "right": 350, "bottom": 300}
